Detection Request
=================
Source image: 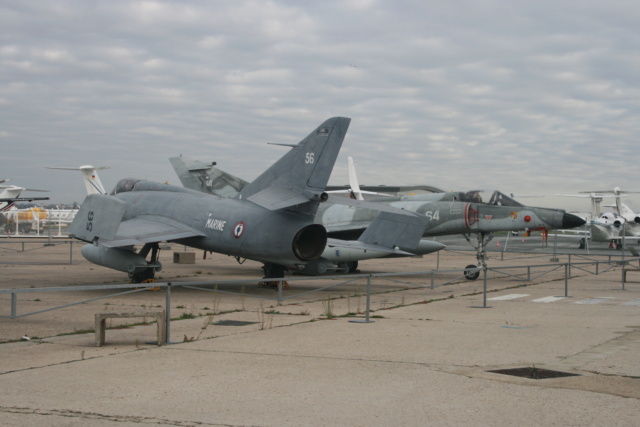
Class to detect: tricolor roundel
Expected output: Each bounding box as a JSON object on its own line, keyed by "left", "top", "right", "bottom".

{"left": 233, "top": 221, "right": 245, "bottom": 238}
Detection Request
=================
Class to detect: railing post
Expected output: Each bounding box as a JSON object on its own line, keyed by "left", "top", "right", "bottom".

{"left": 365, "top": 276, "right": 372, "bottom": 322}
{"left": 11, "top": 292, "right": 17, "bottom": 319}
{"left": 165, "top": 283, "right": 171, "bottom": 344}
{"left": 69, "top": 240, "right": 73, "bottom": 265}
{"left": 564, "top": 264, "right": 569, "bottom": 297}
{"left": 351, "top": 275, "right": 374, "bottom": 323}
{"left": 482, "top": 267, "right": 488, "bottom": 308}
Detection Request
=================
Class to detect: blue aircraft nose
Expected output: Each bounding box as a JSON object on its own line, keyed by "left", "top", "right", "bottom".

{"left": 562, "top": 213, "right": 586, "bottom": 229}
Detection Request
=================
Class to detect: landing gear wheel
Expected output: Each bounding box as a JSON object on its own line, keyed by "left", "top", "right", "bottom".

{"left": 129, "top": 268, "right": 155, "bottom": 284}
{"left": 258, "top": 263, "right": 289, "bottom": 289}
{"left": 346, "top": 261, "right": 359, "bottom": 273}
{"left": 141, "top": 278, "right": 160, "bottom": 290}
{"left": 464, "top": 264, "right": 480, "bottom": 281}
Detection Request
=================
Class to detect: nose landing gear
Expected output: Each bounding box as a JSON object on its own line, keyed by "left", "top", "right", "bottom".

{"left": 462, "top": 232, "right": 493, "bottom": 280}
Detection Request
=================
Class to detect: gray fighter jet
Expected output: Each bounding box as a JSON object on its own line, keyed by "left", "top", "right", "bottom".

{"left": 170, "top": 157, "right": 585, "bottom": 279}
{"left": 69, "top": 117, "right": 438, "bottom": 282}
{"left": 317, "top": 190, "right": 585, "bottom": 278}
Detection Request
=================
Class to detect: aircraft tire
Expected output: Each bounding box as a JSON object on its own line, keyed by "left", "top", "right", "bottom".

{"left": 464, "top": 265, "right": 480, "bottom": 281}
{"left": 262, "top": 263, "right": 285, "bottom": 279}
{"left": 129, "top": 268, "right": 155, "bottom": 284}
{"left": 347, "top": 261, "right": 358, "bottom": 273}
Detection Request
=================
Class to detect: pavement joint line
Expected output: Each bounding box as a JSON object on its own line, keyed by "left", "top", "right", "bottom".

{"left": 164, "top": 345, "right": 456, "bottom": 370}
{"left": 0, "top": 406, "right": 230, "bottom": 426}
{"left": 559, "top": 327, "right": 640, "bottom": 369}
{"left": 0, "top": 340, "right": 153, "bottom": 377}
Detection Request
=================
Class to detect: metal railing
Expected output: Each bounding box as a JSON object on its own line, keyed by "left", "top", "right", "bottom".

{"left": 2, "top": 256, "right": 636, "bottom": 344}
{"left": 0, "top": 238, "right": 76, "bottom": 264}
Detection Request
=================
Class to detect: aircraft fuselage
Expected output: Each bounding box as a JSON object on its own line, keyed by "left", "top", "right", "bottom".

{"left": 317, "top": 197, "right": 584, "bottom": 239}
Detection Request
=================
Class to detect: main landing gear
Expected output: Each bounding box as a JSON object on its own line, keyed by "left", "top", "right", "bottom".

{"left": 258, "top": 263, "right": 289, "bottom": 289}
{"left": 129, "top": 243, "right": 161, "bottom": 284}
{"left": 462, "top": 232, "right": 493, "bottom": 281}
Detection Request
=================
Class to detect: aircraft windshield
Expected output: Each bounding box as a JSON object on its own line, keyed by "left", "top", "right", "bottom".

{"left": 111, "top": 178, "right": 141, "bottom": 195}
{"left": 458, "top": 190, "right": 524, "bottom": 207}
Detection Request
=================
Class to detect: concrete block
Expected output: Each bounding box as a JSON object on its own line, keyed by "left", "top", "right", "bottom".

{"left": 173, "top": 251, "right": 196, "bottom": 264}
{"left": 95, "top": 311, "right": 166, "bottom": 346}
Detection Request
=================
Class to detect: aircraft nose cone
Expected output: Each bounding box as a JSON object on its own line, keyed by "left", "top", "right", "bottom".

{"left": 562, "top": 213, "right": 586, "bottom": 229}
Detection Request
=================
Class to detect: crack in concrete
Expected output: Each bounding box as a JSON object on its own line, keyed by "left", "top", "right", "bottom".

{"left": 0, "top": 405, "right": 247, "bottom": 426}
{"left": 559, "top": 326, "right": 640, "bottom": 369}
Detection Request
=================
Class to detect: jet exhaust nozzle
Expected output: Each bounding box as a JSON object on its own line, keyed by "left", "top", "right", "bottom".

{"left": 292, "top": 224, "right": 327, "bottom": 262}
{"left": 303, "top": 189, "right": 329, "bottom": 203}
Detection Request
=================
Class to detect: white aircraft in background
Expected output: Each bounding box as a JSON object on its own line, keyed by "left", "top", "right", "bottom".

{"left": 557, "top": 189, "right": 640, "bottom": 246}
{"left": 41, "top": 166, "right": 111, "bottom": 231}
{"left": 0, "top": 181, "right": 49, "bottom": 234}
{"left": 47, "top": 165, "right": 109, "bottom": 195}
{"left": 332, "top": 157, "right": 394, "bottom": 200}
{"left": 596, "top": 187, "right": 640, "bottom": 237}
{"left": 598, "top": 187, "right": 640, "bottom": 237}
{"left": 0, "top": 182, "right": 49, "bottom": 211}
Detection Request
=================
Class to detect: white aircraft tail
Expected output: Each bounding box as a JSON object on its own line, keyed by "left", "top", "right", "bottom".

{"left": 47, "top": 165, "right": 110, "bottom": 195}
{"left": 0, "top": 186, "right": 24, "bottom": 211}
{"left": 0, "top": 184, "right": 49, "bottom": 211}
{"left": 345, "top": 156, "right": 393, "bottom": 199}
{"left": 347, "top": 156, "right": 364, "bottom": 200}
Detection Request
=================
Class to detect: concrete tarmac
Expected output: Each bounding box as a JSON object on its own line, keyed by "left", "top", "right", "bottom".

{"left": 0, "top": 238, "right": 639, "bottom": 426}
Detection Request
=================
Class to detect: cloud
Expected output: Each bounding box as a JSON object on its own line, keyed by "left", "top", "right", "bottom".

{"left": 1, "top": 0, "right": 639, "bottom": 214}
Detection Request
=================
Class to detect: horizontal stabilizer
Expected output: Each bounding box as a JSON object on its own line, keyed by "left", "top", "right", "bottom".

{"left": 101, "top": 215, "right": 205, "bottom": 248}
{"left": 358, "top": 211, "right": 428, "bottom": 251}
{"left": 0, "top": 197, "right": 49, "bottom": 203}
{"left": 247, "top": 187, "right": 311, "bottom": 211}
{"left": 68, "top": 194, "right": 126, "bottom": 242}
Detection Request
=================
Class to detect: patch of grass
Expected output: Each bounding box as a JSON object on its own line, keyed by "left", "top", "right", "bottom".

{"left": 322, "top": 295, "right": 335, "bottom": 319}
{"left": 257, "top": 304, "right": 274, "bottom": 330}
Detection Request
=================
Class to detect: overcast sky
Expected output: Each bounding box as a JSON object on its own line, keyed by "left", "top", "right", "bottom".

{"left": 2, "top": 0, "right": 639, "bottom": 212}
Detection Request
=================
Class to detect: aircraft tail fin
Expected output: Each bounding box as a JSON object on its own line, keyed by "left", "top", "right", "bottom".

{"left": 47, "top": 165, "right": 109, "bottom": 195}
{"left": 239, "top": 117, "right": 351, "bottom": 211}
{"left": 68, "top": 194, "right": 126, "bottom": 242}
{"left": 169, "top": 156, "right": 248, "bottom": 198}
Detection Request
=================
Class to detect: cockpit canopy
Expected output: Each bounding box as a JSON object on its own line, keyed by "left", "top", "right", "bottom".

{"left": 443, "top": 190, "right": 524, "bottom": 207}
{"left": 111, "top": 178, "right": 142, "bottom": 195}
